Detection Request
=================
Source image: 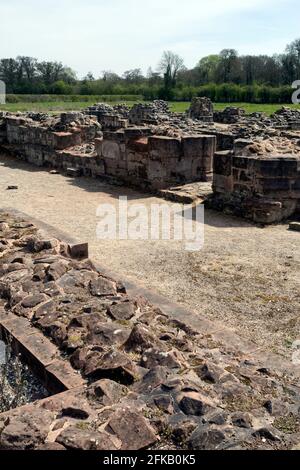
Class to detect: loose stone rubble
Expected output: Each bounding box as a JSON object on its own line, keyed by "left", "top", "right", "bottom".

{"left": 188, "top": 97, "right": 214, "bottom": 122}
{"left": 214, "top": 107, "right": 246, "bottom": 124}
{"left": 0, "top": 213, "right": 300, "bottom": 450}
{"left": 1, "top": 98, "right": 300, "bottom": 222}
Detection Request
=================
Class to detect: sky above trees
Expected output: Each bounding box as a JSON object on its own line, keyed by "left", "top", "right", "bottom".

{"left": 0, "top": 0, "right": 299, "bottom": 77}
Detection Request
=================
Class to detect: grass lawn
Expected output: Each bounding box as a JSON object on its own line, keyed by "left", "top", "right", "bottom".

{"left": 170, "top": 102, "right": 300, "bottom": 115}
{"left": 0, "top": 99, "right": 299, "bottom": 115}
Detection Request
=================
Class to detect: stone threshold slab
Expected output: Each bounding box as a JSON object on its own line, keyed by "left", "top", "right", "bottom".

{"left": 0, "top": 313, "right": 85, "bottom": 395}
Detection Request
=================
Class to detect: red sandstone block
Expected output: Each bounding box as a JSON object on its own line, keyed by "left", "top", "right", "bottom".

{"left": 52, "top": 131, "right": 81, "bottom": 150}
{"left": 68, "top": 243, "right": 89, "bottom": 259}
{"left": 148, "top": 136, "right": 182, "bottom": 159}
{"left": 46, "top": 360, "right": 85, "bottom": 393}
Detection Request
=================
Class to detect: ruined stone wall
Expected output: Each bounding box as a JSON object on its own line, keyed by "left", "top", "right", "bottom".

{"left": 0, "top": 114, "right": 216, "bottom": 191}
{"left": 188, "top": 97, "right": 214, "bottom": 122}
{"left": 214, "top": 107, "right": 246, "bottom": 124}
{"left": 95, "top": 129, "right": 216, "bottom": 190}
{"left": 212, "top": 151, "right": 300, "bottom": 223}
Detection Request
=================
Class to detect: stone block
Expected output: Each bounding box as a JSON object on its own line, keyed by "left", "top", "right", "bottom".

{"left": 45, "top": 360, "right": 85, "bottom": 394}
{"left": 213, "top": 151, "right": 233, "bottom": 177}
{"left": 52, "top": 132, "right": 81, "bottom": 150}
{"left": 68, "top": 243, "right": 89, "bottom": 259}
{"left": 101, "top": 140, "right": 121, "bottom": 160}
{"left": 148, "top": 136, "right": 182, "bottom": 160}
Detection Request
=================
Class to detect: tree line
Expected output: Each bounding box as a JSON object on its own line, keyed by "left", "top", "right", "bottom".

{"left": 1, "top": 38, "right": 300, "bottom": 103}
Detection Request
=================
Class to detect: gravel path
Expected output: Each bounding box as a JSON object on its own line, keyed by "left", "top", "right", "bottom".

{"left": 1, "top": 153, "right": 299, "bottom": 358}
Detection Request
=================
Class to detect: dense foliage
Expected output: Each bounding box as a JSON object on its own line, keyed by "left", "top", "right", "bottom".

{"left": 1, "top": 38, "right": 300, "bottom": 103}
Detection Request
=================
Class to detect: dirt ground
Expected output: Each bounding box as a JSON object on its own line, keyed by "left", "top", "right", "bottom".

{"left": 1, "top": 153, "right": 299, "bottom": 359}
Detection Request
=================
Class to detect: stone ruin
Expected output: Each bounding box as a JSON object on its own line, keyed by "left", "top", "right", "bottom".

{"left": 214, "top": 107, "right": 246, "bottom": 124}
{"left": 188, "top": 97, "right": 214, "bottom": 122}
{"left": 1, "top": 213, "right": 300, "bottom": 451}
{"left": 0, "top": 110, "right": 216, "bottom": 191}
{"left": 1, "top": 101, "right": 300, "bottom": 450}
{"left": 129, "top": 100, "right": 170, "bottom": 125}
{"left": 1, "top": 98, "right": 300, "bottom": 223}
{"left": 85, "top": 103, "right": 129, "bottom": 131}
{"left": 212, "top": 152, "right": 300, "bottom": 223}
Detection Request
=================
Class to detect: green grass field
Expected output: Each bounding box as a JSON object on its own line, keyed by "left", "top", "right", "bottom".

{"left": 0, "top": 98, "right": 299, "bottom": 115}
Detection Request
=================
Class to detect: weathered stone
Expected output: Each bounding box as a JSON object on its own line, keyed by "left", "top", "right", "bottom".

{"left": 1, "top": 211, "right": 300, "bottom": 452}
{"left": 70, "top": 346, "right": 98, "bottom": 370}
{"left": 32, "top": 239, "right": 59, "bottom": 253}
{"left": 88, "top": 379, "right": 128, "bottom": 406}
{"left": 154, "top": 394, "right": 174, "bottom": 414}
{"left": 68, "top": 243, "right": 89, "bottom": 259}
{"left": 61, "top": 407, "right": 89, "bottom": 420}
{"left": 231, "top": 412, "right": 253, "bottom": 429}
{"left": 89, "top": 277, "right": 117, "bottom": 297}
{"left": 21, "top": 293, "right": 48, "bottom": 309}
{"left": 171, "top": 418, "right": 198, "bottom": 445}
{"left": 37, "top": 442, "right": 66, "bottom": 450}
{"left": 86, "top": 322, "right": 131, "bottom": 348}
{"left": 252, "top": 427, "right": 281, "bottom": 442}
{"left": 46, "top": 261, "right": 68, "bottom": 281}
{"left": 263, "top": 399, "right": 289, "bottom": 417}
{"left": 187, "top": 425, "right": 227, "bottom": 450}
{"left": 205, "top": 410, "right": 228, "bottom": 426}
{"left": 124, "top": 324, "right": 159, "bottom": 353}
{"left": 105, "top": 409, "right": 158, "bottom": 450}
{"left": 107, "top": 300, "right": 136, "bottom": 321}
{"left": 133, "top": 366, "right": 171, "bottom": 393}
{"left": 178, "top": 391, "right": 216, "bottom": 416}
{"left": 289, "top": 222, "right": 300, "bottom": 232}
{"left": 68, "top": 311, "right": 108, "bottom": 330}
{"left": 57, "top": 426, "right": 119, "bottom": 450}
{"left": 84, "top": 350, "right": 137, "bottom": 385}
{"left": 141, "top": 348, "right": 182, "bottom": 369}
{"left": 33, "top": 296, "right": 56, "bottom": 317}
{"left": 0, "top": 409, "right": 54, "bottom": 450}
{"left": 196, "top": 362, "right": 227, "bottom": 384}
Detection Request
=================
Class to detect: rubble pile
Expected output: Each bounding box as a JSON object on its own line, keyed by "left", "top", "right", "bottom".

{"left": 85, "top": 103, "right": 129, "bottom": 130}
{"left": 188, "top": 97, "right": 214, "bottom": 122}
{"left": 129, "top": 100, "right": 170, "bottom": 125}
{"left": 1, "top": 213, "right": 300, "bottom": 450}
{"left": 234, "top": 136, "right": 300, "bottom": 157}
{"left": 214, "top": 107, "right": 246, "bottom": 124}
{"left": 271, "top": 107, "right": 300, "bottom": 127}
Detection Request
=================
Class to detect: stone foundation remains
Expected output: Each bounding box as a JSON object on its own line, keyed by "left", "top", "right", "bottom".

{"left": 212, "top": 152, "right": 300, "bottom": 223}
{"left": 1, "top": 212, "right": 300, "bottom": 450}
{"left": 1, "top": 98, "right": 300, "bottom": 223}
{"left": 188, "top": 97, "right": 214, "bottom": 122}
{"left": 0, "top": 111, "right": 216, "bottom": 190}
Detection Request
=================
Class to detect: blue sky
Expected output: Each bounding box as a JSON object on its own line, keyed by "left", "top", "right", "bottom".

{"left": 0, "top": 0, "right": 299, "bottom": 77}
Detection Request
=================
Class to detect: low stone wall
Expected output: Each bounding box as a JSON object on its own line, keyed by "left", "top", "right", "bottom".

{"left": 214, "top": 107, "right": 246, "bottom": 124}
{"left": 95, "top": 129, "right": 216, "bottom": 190}
{"left": 0, "top": 113, "right": 217, "bottom": 191}
{"left": 212, "top": 151, "right": 300, "bottom": 223}
{"left": 188, "top": 97, "right": 214, "bottom": 122}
